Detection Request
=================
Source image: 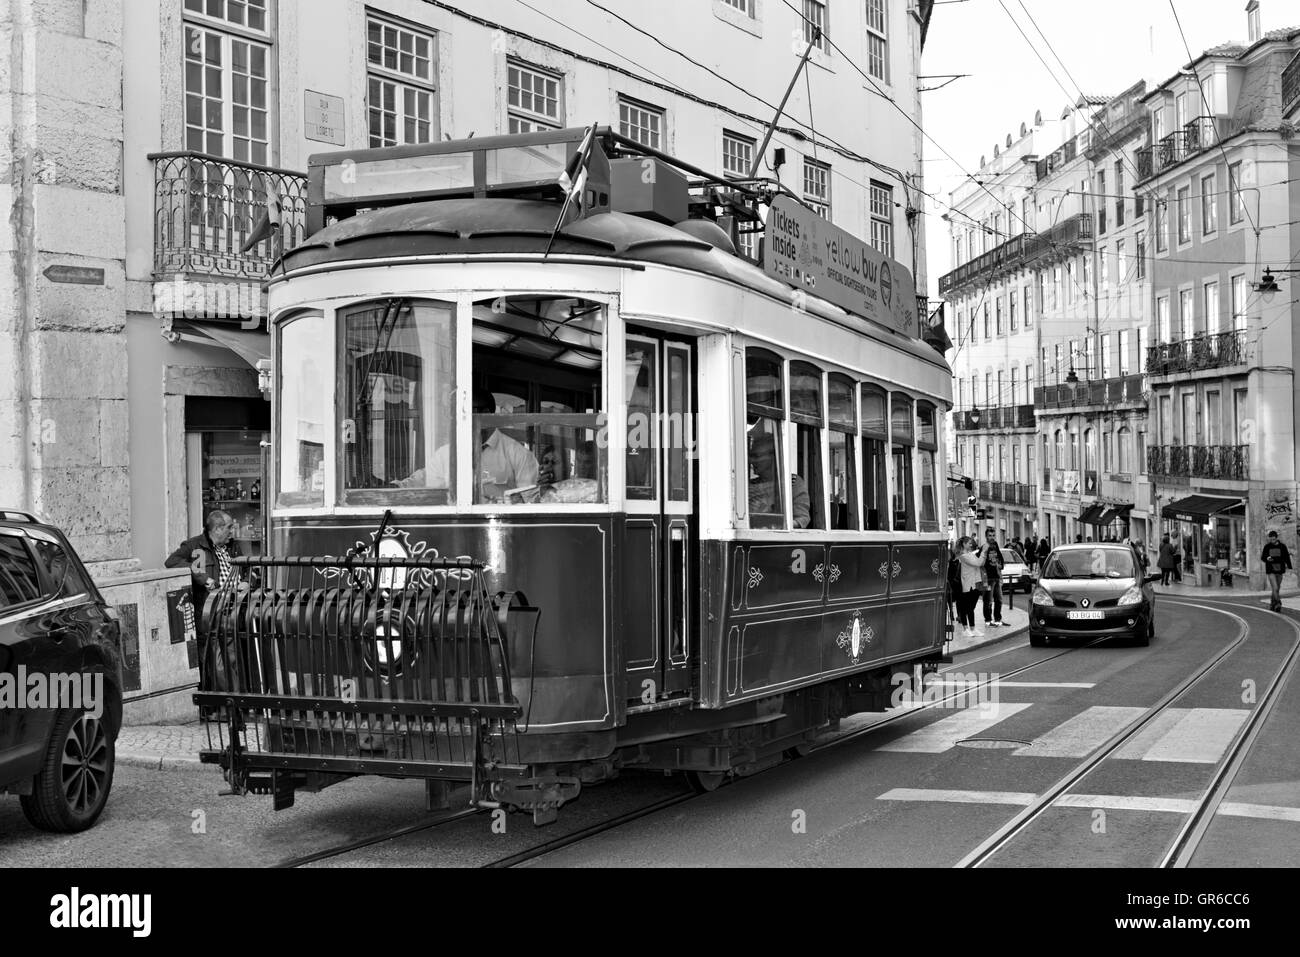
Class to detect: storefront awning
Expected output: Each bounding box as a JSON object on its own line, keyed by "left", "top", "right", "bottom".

{"left": 1161, "top": 494, "right": 1243, "bottom": 524}
{"left": 1096, "top": 503, "right": 1134, "bottom": 525}
{"left": 1078, "top": 503, "right": 1105, "bottom": 524}
{"left": 170, "top": 319, "right": 271, "bottom": 371}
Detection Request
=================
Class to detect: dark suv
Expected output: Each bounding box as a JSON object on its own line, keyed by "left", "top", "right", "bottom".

{"left": 0, "top": 510, "right": 123, "bottom": 831}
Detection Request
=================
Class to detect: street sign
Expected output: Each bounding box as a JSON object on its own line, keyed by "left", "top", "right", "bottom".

{"left": 304, "top": 90, "right": 346, "bottom": 146}
{"left": 43, "top": 264, "right": 105, "bottom": 285}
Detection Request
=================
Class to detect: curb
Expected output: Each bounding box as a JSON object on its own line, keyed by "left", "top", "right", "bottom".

{"left": 115, "top": 750, "right": 205, "bottom": 771}
{"left": 948, "top": 623, "right": 1030, "bottom": 656}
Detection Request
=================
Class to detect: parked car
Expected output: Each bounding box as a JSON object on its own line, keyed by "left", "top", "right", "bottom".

{"left": 1029, "top": 542, "right": 1159, "bottom": 648}
{"left": 999, "top": 545, "right": 1033, "bottom": 594}
{"left": 0, "top": 509, "right": 122, "bottom": 832}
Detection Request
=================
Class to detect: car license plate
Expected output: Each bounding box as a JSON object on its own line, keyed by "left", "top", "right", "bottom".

{"left": 1067, "top": 610, "right": 1104, "bottom": 620}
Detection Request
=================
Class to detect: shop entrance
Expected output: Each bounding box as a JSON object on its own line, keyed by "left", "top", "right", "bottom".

{"left": 185, "top": 397, "right": 271, "bottom": 557}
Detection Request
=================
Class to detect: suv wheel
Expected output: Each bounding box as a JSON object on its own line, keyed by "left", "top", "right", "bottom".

{"left": 20, "top": 708, "right": 115, "bottom": 832}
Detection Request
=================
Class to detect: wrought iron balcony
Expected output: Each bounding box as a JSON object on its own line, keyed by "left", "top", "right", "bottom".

{"left": 151, "top": 151, "right": 308, "bottom": 281}
{"left": 1148, "top": 444, "right": 1248, "bottom": 480}
{"left": 953, "top": 404, "right": 1036, "bottom": 431}
{"left": 1084, "top": 107, "right": 1149, "bottom": 161}
{"left": 939, "top": 214, "right": 1092, "bottom": 296}
{"left": 1034, "top": 137, "right": 1079, "bottom": 181}
{"left": 975, "top": 480, "right": 1036, "bottom": 508}
{"left": 1145, "top": 330, "right": 1247, "bottom": 377}
{"left": 1034, "top": 374, "right": 1144, "bottom": 411}
{"left": 1135, "top": 116, "right": 1228, "bottom": 183}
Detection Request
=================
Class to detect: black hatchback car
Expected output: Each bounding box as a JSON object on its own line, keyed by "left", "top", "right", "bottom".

{"left": 0, "top": 510, "right": 122, "bottom": 831}
{"left": 1029, "top": 543, "right": 1160, "bottom": 647}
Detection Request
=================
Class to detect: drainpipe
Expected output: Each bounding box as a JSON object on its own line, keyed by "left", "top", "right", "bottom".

{"left": 7, "top": 4, "right": 36, "bottom": 512}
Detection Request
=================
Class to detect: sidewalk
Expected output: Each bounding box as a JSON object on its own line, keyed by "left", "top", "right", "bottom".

{"left": 946, "top": 597, "right": 1030, "bottom": 655}
{"left": 116, "top": 723, "right": 207, "bottom": 770}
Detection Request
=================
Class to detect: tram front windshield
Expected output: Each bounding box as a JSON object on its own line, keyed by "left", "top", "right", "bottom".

{"left": 302, "top": 294, "right": 607, "bottom": 507}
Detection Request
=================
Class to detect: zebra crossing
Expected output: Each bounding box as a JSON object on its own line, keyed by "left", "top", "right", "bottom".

{"left": 878, "top": 704, "right": 1251, "bottom": 764}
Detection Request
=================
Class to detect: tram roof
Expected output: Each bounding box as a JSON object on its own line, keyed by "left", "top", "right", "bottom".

{"left": 276, "top": 197, "right": 949, "bottom": 369}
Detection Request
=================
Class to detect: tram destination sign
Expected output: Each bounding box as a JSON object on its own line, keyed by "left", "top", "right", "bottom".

{"left": 763, "top": 195, "right": 917, "bottom": 338}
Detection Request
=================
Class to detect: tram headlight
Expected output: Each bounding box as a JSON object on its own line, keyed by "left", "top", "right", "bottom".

{"left": 1031, "top": 585, "right": 1053, "bottom": 607}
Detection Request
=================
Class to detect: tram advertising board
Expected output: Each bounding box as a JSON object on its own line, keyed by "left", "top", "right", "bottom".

{"left": 762, "top": 195, "right": 918, "bottom": 338}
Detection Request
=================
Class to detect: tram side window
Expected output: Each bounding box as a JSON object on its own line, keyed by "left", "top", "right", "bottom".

{"left": 341, "top": 299, "right": 456, "bottom": 505}
{"left": 917, "top": 402, "right": 940, "bottom": 533}
{"left": 828, "top": 374, "right": 859, "bottom": 530}
{"left": 789, "top": 362, "right": 825, "bottom": 530}
{"left": 745, "top": 349, "right": 785, "bottom": 529}
{"left": 471, "top": 295, "right": 606, "bottom": 505}
{"left": 891, "top": 396, "right": 917, "bottom": 532}
{"left": 277, "top": 311, "right": 329, "bottom": 507}
{"left": 861, "top": 386, "right": 889, "bottom": 530}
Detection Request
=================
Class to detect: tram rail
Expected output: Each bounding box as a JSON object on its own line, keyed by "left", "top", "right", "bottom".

{"left": 955, "top": 599, "right": 1300, "bottom": 868}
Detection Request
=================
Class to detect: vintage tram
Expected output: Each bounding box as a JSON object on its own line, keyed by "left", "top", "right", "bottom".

{"left": 196, "top": 127, "right": 954, "bottom": 823}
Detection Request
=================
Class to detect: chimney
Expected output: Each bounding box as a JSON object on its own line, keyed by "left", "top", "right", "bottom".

{"left": 1246, "top": 0, "right": 1261, "bottom": 43}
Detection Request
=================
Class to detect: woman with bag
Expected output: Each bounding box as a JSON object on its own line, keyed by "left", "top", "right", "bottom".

{"left": 1157, "top": 534, "right": 1177, "bottom": 586}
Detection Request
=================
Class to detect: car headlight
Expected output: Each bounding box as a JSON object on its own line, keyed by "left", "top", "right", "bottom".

{"left": 1118, "top": 586, "right": 1144, "bottom": 606}
{"left": 1031, "top": 585, "right": 1053, "bottom": 606}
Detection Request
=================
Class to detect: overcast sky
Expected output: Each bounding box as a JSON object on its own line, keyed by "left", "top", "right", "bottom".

{"left": 919, "top": 0, "right": 1293, "bottom": 298}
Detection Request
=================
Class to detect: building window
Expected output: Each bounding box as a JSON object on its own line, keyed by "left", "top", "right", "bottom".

{"left": 1066, "top": 260, "right": 1076, "bottom": 305}
{"left": 1138, "top": 326, "right": 1149, "bottom": 373}
{"left": 1204, "top": 280, "right": 1220, "bottom": 336}
{"left": 618, "top": 96, "right": 664, "bottom": 150}
{"left": 803, "top": 158, "right": 831, "bottom": 219}
{"left": 1206, "top": 390, "right": 1222, "bottom": 446}
{"left": 367, "top": 15, "right": 437, "bottom": 148}
{"left": 1053, "top": 344, "right": 1062, "bottom": 384}
{"left": 721, "top": 0, "right": 756, "bottom": 13}
{"left": 1096, "top": 169, "right": 1107, "bottom": 234}
{"left": 1136, "top": 232, "right": 1146, "bottom": 280}
{"left": 869, "top": 180, "right": 893, "bottom": 256}
{"left": 1156, "top": 199, "right": 1169, "bottom": 253}
{"left": 1157, "top": 295, "right": 1170, "bottom": 342}
{"left": 865, "top": 0, "right": 888, "bottom": 81}
{"left": 1231, "top": 275, "right": 1247, "bottom": 333}
{"left": 1114, "top": 240, "right": 1125, "bottom": 288}
{"left": 1009, "top": 290, "right": 1017, "bottom": 332}
{"left": 803, "top": 0, "right": 829, "bottom": 52}
{"left": 1117, "top": 426, "right": 1131, "bottom": 474}
{"left": 1025, "top": 362, "right": 1033, "bottom": 391}
{"left": 1177, "top": 185, "right": 1190, "bottom": 244}
{"left": 1098, "top": 247, "right": 1107, "bottom": 294}
{"left": 1201, "top": 173, "right": 1217, "bottom": 236}
{"left": 995, "top": 298, "right": 1003, "bottom": 336}
{"left": 507, "top": 59, "right": 563, "bottom": 132}
{"left": 1179, "top": 288, "right": 1194, "bottom": 340}
{"left": 1228, "top": 161, "right": 1245, "bottom": 225}
{"left": 983, "top": 303, "right": 990, "bottom": 339}
{"left": 183, "top": 1, "right": 272, "bottom": 163}
{"left": 1024, "top": 286, "right": 1032, "bottom": 328}
{"left": 1115, "top": 161, "right": 1125, "bottom": 228}
{"left": 1010, "top": 367, "right": 1019, "bottom": 405}
{"left": 722, "top": 130, "right": 755, "bottom": 178}
{"left": 1101, "top": 333, "right": 1112, "bottom": 379}
{"left": 984, "top": 372, "right": 992, "bottom": 408}
{"left": 1118, "top": 330, "right": 1130, "bottom": 376}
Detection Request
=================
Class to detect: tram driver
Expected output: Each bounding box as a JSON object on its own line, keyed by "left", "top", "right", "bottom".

{"left": 392, "top": 389, "right": 540, "bottom": 502}
{"left": 748, "top": 431, "right": 811, "bottom": 528}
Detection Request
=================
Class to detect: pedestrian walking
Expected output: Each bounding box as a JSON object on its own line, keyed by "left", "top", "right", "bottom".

{"left": 1157, "top": 534, "right": 1178, "bottom": 586}
{"left": 1036, "top": 536, "right": 1051, "bottom": 573}
{"left": 1261, "top": 530, "right": 1292, "bottom": 612}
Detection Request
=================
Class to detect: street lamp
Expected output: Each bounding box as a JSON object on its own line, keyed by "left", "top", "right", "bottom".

{"left": 969, "top": 406, "right": 982, "bottom": 427}
{"left": 1253, "top": 269, "right": 1281, "bottom": 304}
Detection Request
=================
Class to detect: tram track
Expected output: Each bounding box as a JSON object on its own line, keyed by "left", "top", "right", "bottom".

{"left": 954, "top": 599, "right": 1300, "bottom": 868}
{"left": 277, "top": 629, "right": 1110, "bottom": 868}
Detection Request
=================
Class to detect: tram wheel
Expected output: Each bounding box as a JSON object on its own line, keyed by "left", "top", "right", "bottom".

{"left": 687, "top": 770, "right": 727, "bottom": 794}
{"left": 783, "top": 743, "right": 815, "bottom": 760}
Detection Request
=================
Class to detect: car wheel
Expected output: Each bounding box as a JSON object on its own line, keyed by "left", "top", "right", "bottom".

{"left": 1029, "top": 632, "right": 1047, "bottom": 648}
{"left": 20, "top": 708, "right": 115, "bottom": 833}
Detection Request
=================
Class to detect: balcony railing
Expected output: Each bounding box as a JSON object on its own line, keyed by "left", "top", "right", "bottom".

{"left": 1145, "top": 330, "right": 1247, "bottom": 377}
{"left": 976, "top": 480, "right": 1037, "bottom": 509}
{"left": 1034, "top": 136, "right": 1079, "bottom": 181}
{"left": 953, "top": 403, "right": 1036, "bottom": 431}
{"left": 1148, "top": 445, "right": 1249, "bottom": 480}
{"left": 151, "top": 151, "right": 308, "bottom": 281}
{"left": 1285, "top": 51, "right": 1300, "bottom": 118}
{"left": 1135, "top": 116, "right": 1228, "bottom": 183}
{"left": 939, "top": 214, "right": 1092, "bottom": 296}
{"left": 1034, "top": 373, "right": 1144, "bottom": 410}
{"left": 1084, "top": 108, "right": 1149, "bottom": 161}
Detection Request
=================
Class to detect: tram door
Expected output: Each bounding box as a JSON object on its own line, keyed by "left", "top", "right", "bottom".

{"left": 622, "top": 335, "right": 695, "bottom": 706}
